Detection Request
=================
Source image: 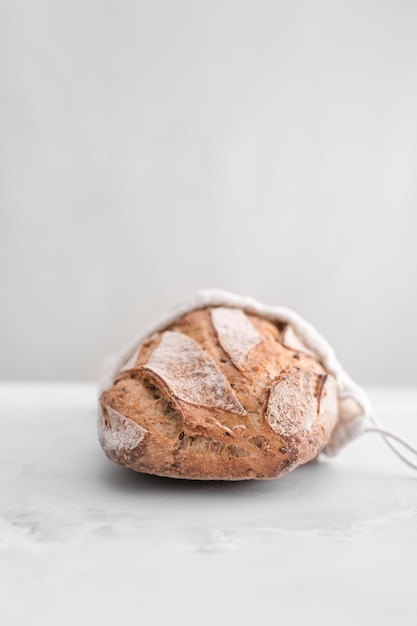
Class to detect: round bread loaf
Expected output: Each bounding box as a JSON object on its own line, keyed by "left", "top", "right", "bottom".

{"left": 98, "top": 305, "right": 339, "bottom": 480}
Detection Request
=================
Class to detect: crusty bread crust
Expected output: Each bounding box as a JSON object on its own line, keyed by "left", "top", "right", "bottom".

{"left": 98, "top": 307, "right": 338, "bottom": 480}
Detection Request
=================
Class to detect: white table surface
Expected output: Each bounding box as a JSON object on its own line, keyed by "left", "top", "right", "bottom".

{"left": 1, "top": 383, "right": 416, "bottom": 626}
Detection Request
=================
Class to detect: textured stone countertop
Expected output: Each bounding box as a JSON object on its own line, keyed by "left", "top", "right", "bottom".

{"left": 1, "top": 383, "right": 416, "bottom": 626}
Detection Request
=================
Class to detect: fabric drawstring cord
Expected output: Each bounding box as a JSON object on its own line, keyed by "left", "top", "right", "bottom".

{"left": 364, "top": 415, "right": 417, "bottom": 471}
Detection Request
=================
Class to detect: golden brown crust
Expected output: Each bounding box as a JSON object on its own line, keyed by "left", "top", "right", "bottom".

{"left": 98, "top": 307, "right": 338, "bottom": 480}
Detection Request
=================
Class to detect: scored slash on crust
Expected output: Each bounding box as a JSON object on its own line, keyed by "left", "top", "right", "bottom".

{"left": 142, "top": 330, "right": 246, "bottom": 416}
{"left": 264, "top": 370, "right": 335, "bottom": 437}
{"left": 210, "top": 307, "right": 264, "bottom": 370}
{"left": 99, "top": 405, "right": 148, "bottom": 454}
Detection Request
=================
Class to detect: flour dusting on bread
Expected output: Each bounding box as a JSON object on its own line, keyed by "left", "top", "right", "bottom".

{"left": 211, "top": 307, "right": 264, "bottom": 369}
{"left": 265, "top": 369, "right": 323, "bottom": 436}
{"left": 99, "top": 405, "right": 147, "bottom": 454}
{"left": 142, "top": 330, "right": 246, "bottom": 416}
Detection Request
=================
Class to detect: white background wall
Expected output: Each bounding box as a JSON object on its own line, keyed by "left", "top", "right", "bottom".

{"left": 1, "top": 0, "right": 416, "bottom": 384}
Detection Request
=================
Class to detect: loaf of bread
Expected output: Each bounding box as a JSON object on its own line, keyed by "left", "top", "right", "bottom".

{"left": 98, "top": 302, "right": 342, "bottom": 480}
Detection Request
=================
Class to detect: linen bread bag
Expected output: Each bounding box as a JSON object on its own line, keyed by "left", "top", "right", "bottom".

{"left": 97, "top": 290, "right": 380, "bottom": 480}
